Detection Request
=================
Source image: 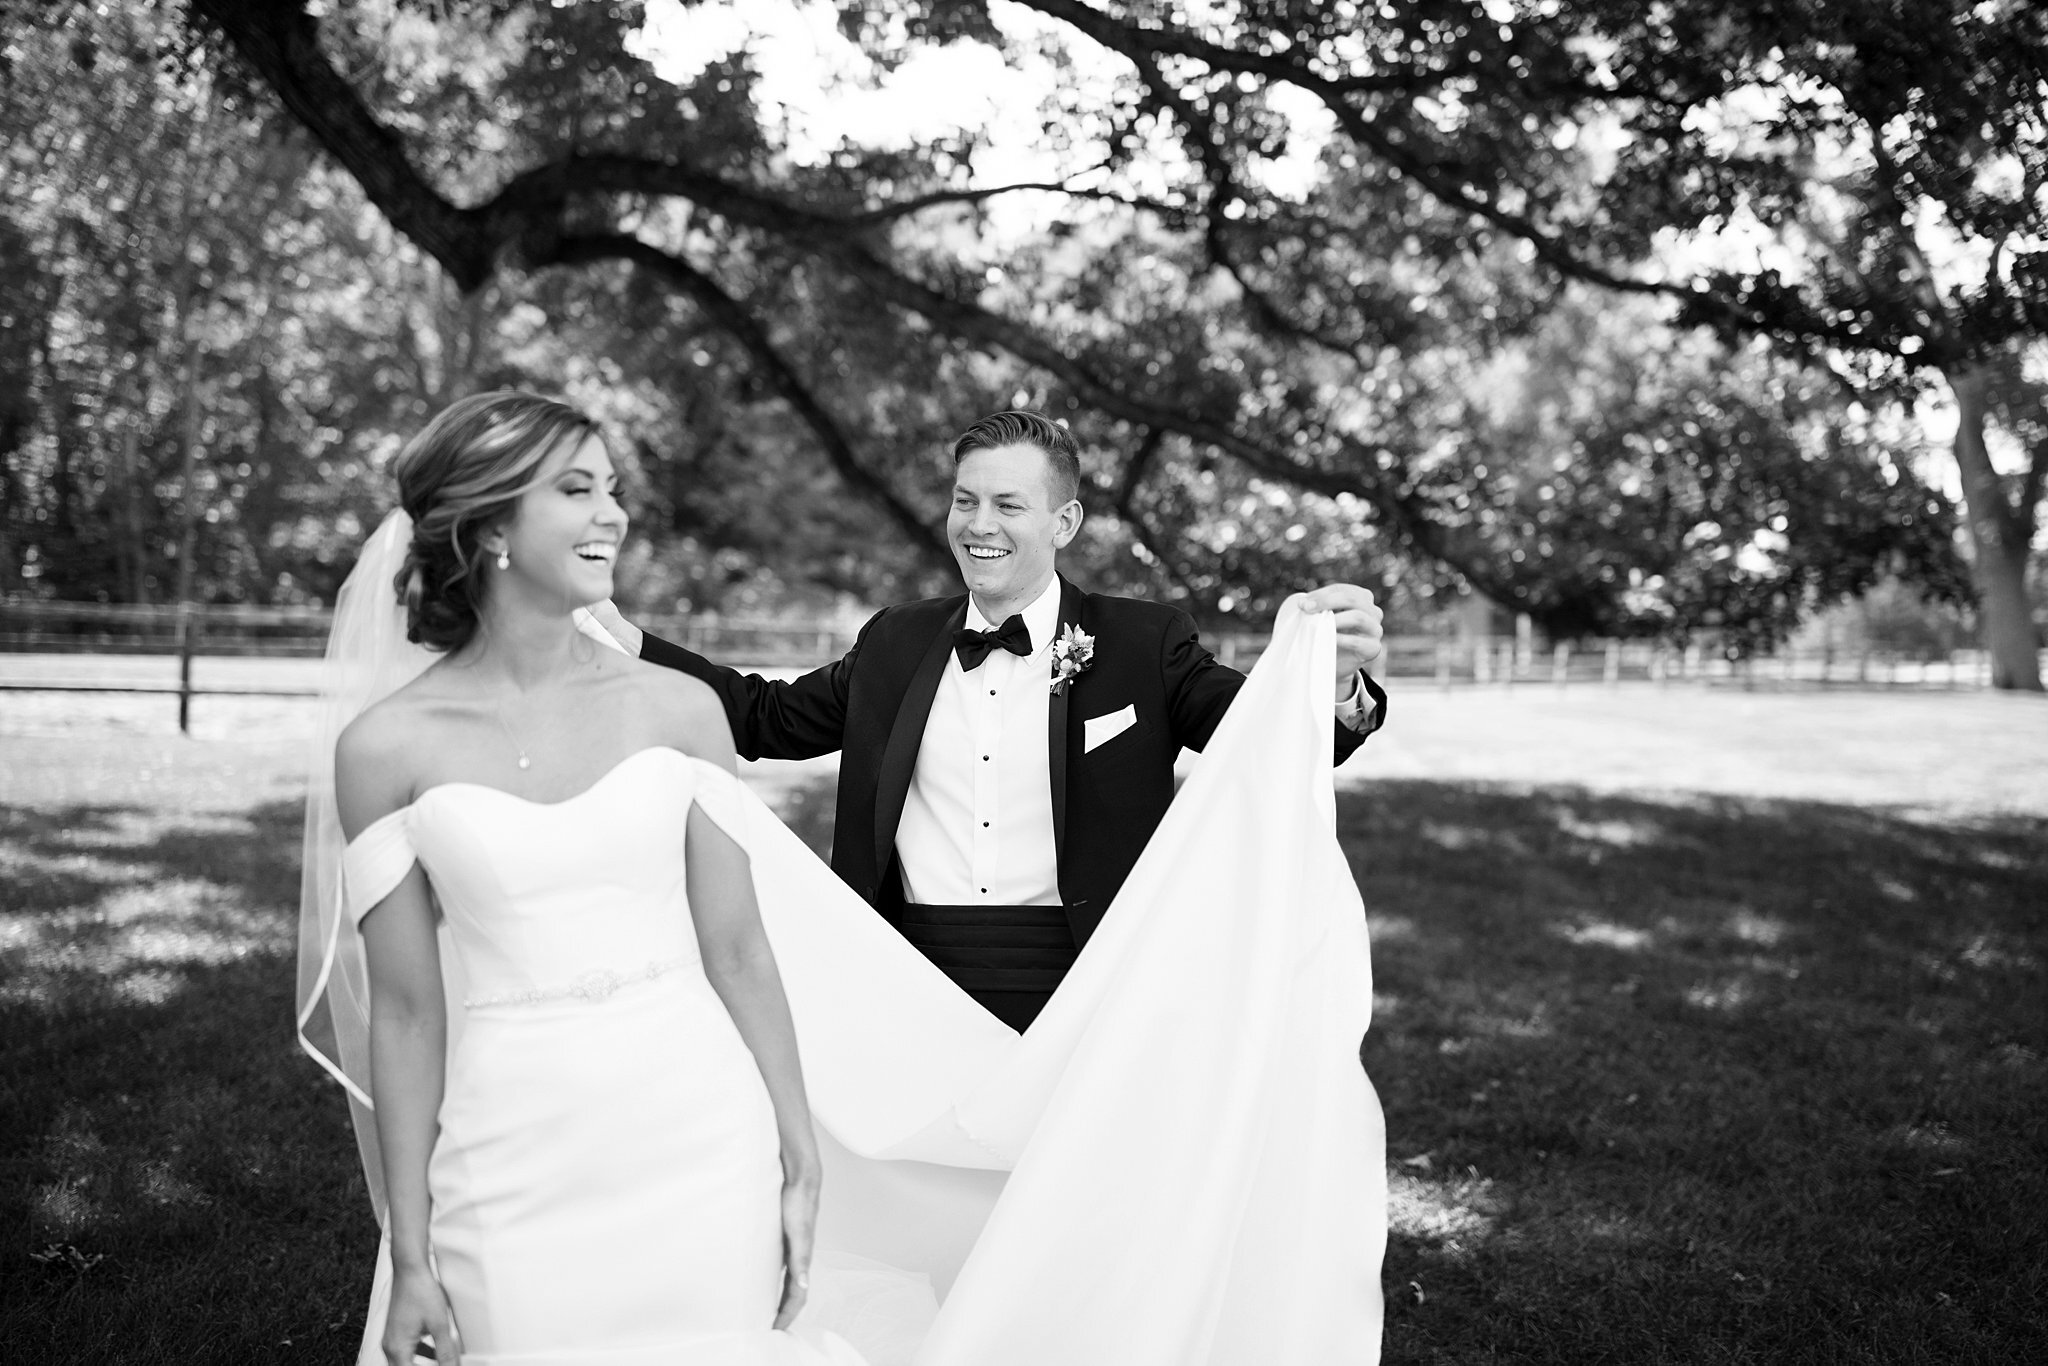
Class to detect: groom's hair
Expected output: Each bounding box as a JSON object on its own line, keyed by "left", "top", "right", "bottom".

{"left": 392, "top": 390, "right": 601, "bottom": 652}
{"left": 952, "top": 410, "right": 1081, "bottom": 507}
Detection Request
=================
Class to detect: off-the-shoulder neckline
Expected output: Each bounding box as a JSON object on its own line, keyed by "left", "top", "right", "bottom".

{"left": 345, "top": 746, "right": 729, "bottom": 847}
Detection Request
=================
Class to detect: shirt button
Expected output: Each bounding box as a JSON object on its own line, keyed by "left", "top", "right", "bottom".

{"left": 980, "top": 887, "right": 988, "bottom": 894}
{"left": 983, "top": 754, "right": 990, "bottom": 761}
{"left": 982, "top": 821, "right": 990, "bottom": 828}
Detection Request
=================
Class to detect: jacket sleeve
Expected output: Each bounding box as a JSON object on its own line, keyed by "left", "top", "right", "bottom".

{"left": 1158, "top": 608, "right": 1382, "bottom": 767}
{"left": 639, "top": 620, "right": 867, "bottom": 762}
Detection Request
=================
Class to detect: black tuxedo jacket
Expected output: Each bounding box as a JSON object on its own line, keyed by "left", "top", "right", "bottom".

{"left": 641, "top": 576, "right": 1386, "bottom": 949}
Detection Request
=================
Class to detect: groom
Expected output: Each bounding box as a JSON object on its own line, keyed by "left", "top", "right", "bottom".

{"left": 604, "top": 411, "right": 1387, "bottom": 1029}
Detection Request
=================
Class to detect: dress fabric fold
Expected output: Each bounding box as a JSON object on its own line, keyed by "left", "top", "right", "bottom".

{"left": 731, "top": 600, "right": 1385, "bottom": 1363}
{"left": 341, "top": 602, "right": 1384, "bottom": 1365}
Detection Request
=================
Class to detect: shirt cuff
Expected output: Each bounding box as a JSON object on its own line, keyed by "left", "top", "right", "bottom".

{"left": 1334, "top": 670, "right": 1380, "bottom": 732}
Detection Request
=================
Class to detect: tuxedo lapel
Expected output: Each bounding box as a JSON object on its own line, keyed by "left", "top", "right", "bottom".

{"left": 871, "top": 598, "right": 968, "bottom": 878}
{"left": 1048, "top": 575, "right": 1085, "bottom": 901}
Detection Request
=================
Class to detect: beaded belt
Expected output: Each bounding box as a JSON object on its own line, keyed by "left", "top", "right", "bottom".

{"left": 464, "top": 957, "right": 690, "bottom": 1010}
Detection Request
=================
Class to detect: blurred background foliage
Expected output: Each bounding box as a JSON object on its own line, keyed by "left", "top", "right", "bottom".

{"left": 1, "top": 0, "right": 2042, "bottom": 671}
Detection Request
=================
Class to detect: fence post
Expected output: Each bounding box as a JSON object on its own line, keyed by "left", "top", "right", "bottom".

{"left": 1604, "top": 641, "right": 1620, "bottom": 687}
{"left": 1552, "top": 642, "right": 1570, "bottom": 687}
{"left": 176, "top": 603, "right": 197, "bottom": 735}
{"left": 1435, "top": 643, "right": 1450, "bottom": 691}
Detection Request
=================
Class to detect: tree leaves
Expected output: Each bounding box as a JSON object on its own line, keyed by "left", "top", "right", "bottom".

{"left": 7, "top": 0, "right": 2032, "bottom": 659}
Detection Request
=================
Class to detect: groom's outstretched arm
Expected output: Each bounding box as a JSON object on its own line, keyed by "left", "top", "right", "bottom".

{"left": 619, "top": 609, "right": 867, "bottom": 763}
{"left": 1160, "top": 609, "right": 1385, "bottom": 766}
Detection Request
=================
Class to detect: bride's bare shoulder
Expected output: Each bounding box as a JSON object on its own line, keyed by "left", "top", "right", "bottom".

{"left": 334, "top": 665, "right": 461, "bottom": 798}
{"left": 631, "top": 661, "right": 735, "bottom": 768}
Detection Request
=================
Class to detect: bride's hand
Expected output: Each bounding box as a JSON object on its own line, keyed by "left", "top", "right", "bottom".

{"left": 384, "top": 1261, "right": 459, "bottom": 1365}
{"left": 772, "top": 1168, "right": 821, "bottom": 1330}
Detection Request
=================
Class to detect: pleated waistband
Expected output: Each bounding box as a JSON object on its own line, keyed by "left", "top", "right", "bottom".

{"left": 894, "top": 902, "right": 1077, "bottom": 993}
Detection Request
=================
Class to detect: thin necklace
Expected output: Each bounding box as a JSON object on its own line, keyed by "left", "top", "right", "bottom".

{"left": 488, "top": 684, "right": 534, "bottom": 770}
{"left": 478, "top": 649, "right": 575, "bottom": 772}
{"left": 492, "top": 703, "right": 532, "bottom": 770}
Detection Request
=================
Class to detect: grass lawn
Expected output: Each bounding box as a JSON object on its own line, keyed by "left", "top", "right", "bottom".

{"left": 2, "top": 690, "right": 2045, "bottom": 1363}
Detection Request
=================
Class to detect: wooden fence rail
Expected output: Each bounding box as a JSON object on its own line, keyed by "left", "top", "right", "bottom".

{"left": 0, "top": 600, "right": 2020, "bottom": 734}
{"left": 0, "top": 599, "right": 859, "bottom": 662}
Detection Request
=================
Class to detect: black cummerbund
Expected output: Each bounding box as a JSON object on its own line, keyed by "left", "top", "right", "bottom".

{"left": 894, "top": 902, "right": 1078, "bottom": 999}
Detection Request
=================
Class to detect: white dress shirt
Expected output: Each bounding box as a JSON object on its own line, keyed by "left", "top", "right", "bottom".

{"left": 893, "top": 579, "right": 1380, "bottom": 906}
{"left": 895, "top": 577, "right": 1065, "bottom": 906}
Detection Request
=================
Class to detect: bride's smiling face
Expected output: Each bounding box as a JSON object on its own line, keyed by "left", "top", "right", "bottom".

{"left": 487, "top": 432, "right": 628, "bottom": 607}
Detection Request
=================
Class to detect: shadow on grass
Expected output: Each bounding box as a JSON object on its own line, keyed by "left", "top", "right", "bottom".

{"left": 1348, "top": 781, "right": 2048, "bottom": 1365}
{"left": 3, "top": 778, "right": 2043, "bottom": 1363}
{"left": 737, "top": 774, "right": 2048, "bottom": 1362}
{"left": 0, "top": 797, "right": 370, "bottom": 1363}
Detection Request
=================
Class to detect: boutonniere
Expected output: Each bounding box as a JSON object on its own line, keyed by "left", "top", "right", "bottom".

{"left": 1049, "top": 624, "right": 1095, "bottom": 695}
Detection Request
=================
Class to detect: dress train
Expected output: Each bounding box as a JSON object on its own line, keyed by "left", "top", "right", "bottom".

{"left": 347, "top": 602, "right": 1384, "bottom": 1364}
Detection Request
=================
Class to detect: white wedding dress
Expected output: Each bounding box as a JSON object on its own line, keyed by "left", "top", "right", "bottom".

{"left": 325, "top": 600, "right": 1386, "bottom": 1365}
{"left": 344, "top": 748, "right": 865, "bottom": 1365}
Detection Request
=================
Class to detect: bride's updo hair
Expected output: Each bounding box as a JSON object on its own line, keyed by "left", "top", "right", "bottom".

{"left": 391, "top": 391, "right": 600, "bottom": 652}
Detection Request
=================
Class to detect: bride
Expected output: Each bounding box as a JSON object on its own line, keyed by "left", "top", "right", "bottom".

{"left": 301, "top": 391, "right": 1387, "bottom": 1366}
{"left": 312, "top": 392, "right": 847, "bottom": 1364}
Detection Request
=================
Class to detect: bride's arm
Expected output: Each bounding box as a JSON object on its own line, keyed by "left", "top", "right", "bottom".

{"left": 677, "top": 705, "right": 821, "bottom": 1331}
{"left": 338, "top": 718, "right": 461, "bottom": 1365}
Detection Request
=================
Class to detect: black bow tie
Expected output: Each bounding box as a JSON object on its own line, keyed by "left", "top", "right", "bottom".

{"left": 954, "top": 614, "right": 1033, "bottom": 670}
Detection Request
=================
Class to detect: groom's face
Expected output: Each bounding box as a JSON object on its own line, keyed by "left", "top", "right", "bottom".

{"left": 948, "top": 443, "right": 1081, "bottom": 608}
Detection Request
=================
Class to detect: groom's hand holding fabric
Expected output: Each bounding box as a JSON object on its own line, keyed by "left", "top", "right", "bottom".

{"left": 1295, "top": 583, "right": 1385, "bottom": 719}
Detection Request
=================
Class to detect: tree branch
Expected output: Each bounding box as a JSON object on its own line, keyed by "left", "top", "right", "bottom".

{"left": 188, "top": 0, "right": 498, "bottom": 287}
{"left": 1108, "top": 426, "right": 1203, "bottom": 601}
{"left": 819, "top": 233, "right": 1533, "bottom": 601}
{"left": 186, "top": 0, "right": 1542, "bottom": 583}
{"left": 190, "top": 3, "right": 1175, "bottom": 281}
{"left": 1012, "top": 0, "right": 1897, "bottom": 357}
{"left": 820, "top": 236, "right": 1391, "bottom": 483}
{"left": 1123, "top": 48, "right": 1370, "bottom": 358}
{"left": 543, "top": 233, "right": 953, "bottom": 571}
{"left": 2016, "top": 392, "right": 2048, "bottom": 541}
{"left": 1116, "top": 422, "right": 1165, "bottom": 506}
{"left": 2022, "top": 441, "right": 2047, "bottom": 542}
{"left": 841, "top": 175, "right": 1184, "bottom": 227}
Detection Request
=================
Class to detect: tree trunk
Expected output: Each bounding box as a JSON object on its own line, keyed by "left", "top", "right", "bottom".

{"left": 114, "top": 410, "right": 152, "bottom": 603}
{"left": 0, "top": 412, "right": 25, "bottom": 593}
{"left": 44, "top": 367, "right": 79, "bottom": 587}
{"left": 1947, "top": 366, "right": 2043, "bottom": 691}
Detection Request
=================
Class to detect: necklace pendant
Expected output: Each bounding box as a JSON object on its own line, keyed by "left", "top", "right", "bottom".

{"left": 517, "top": 756, "right": 531, "bottom": 770}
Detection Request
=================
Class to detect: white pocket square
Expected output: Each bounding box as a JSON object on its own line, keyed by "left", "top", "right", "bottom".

{"left": 1083, "top": 704, "right": 1137, "bottom": 753}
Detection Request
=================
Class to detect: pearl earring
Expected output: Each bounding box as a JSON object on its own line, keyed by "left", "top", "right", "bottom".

{"left": 496, "top": 550, "right": 510, "bottom": 571}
